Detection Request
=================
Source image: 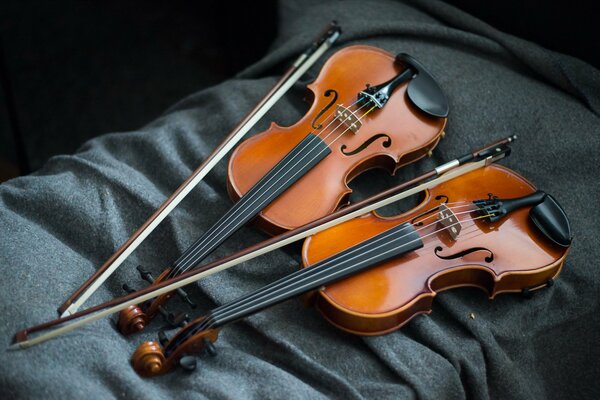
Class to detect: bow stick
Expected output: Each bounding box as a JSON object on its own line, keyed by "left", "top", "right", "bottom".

{"left": 58, "top": 21, "right": 342, "bottom": 318}
{"left": 10, "top": 135, "right": 516, "bottom": 349}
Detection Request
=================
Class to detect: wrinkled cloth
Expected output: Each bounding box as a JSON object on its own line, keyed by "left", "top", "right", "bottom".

{"left": 1, "top": 1, "right": 599, "bottom": 399}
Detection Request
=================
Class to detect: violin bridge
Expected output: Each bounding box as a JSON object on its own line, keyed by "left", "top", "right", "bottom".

{"left": 438, "top": 204, "right": 461, "bottom": 240}
{"left": 335, "top": 104, "right": 362, "bottom": 134}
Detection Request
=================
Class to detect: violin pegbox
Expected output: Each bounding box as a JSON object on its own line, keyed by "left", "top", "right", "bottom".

{"left": 132, "top": 322, "right": 220, "bottom": 376}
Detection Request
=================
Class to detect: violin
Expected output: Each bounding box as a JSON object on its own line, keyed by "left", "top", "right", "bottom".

{"left": 117, "top": 46, "right": 449, "bottom": 334}
{"left": 130, "top": 163, "right": 572, "bottom": 376}
{"left": 11, "top": 137, "right": 513, "bottom": 351}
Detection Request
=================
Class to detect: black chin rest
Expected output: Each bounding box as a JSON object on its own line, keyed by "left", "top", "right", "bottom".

{"left": 530, "top": 194, "right": 572, "bottom": 247}
{"left": 396, "top": 53, "right": 449, "bottom": 118}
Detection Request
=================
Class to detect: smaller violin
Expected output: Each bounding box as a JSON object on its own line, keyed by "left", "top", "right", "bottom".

{"left": 131, "top": 162, "right": 572, "bottom": 376}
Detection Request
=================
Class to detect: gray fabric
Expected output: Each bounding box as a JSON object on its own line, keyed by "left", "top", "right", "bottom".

{"left": 1, "top": 0, "right": 599, "bottom": 398}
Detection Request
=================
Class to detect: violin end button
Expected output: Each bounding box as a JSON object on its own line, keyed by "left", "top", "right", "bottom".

{"left": 440, "top": 131, "right": 446, "bottom": 139}
{"left": 521, "top": 287, "right": 533, "bottom": 299}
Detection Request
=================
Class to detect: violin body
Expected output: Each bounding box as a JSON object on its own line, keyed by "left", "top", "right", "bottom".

{"left": 228, "top": 45, "right": 447, "bottom": 235}
{"left": 302, "top": 164, "right": 569, "bottom": 335}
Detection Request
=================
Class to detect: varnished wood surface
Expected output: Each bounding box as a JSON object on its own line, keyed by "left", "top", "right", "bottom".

{"left": 228, "top": 45, "right": 447, "bottom": 235}
{"left": 302, "top": 165, "right": 569, "bottom": 335}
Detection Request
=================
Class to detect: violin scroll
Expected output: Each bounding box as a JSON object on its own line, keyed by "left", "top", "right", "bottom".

{"left": 118, "top": 267, "right": 179, "bottom": 335}
{"left": 132, "top": 341, "right": 166, "bottom": 377}
{"left": 132, "top": 319, "right": 220, "bottom": 376}
{"left": 118, "top": 305, "right": 147, "bottom": 335}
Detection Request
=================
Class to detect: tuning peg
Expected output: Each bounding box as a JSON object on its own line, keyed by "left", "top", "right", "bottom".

{"left": 136, "top": 265, "right": 156, "bottom": 284}
{"left": 166, "top": 312, "right": 189, "bottom": 328}
{"left": 179, "top": 356, "right": 197, "bottom": 372}
{"left": 151, "top": 305, "right": 166, "bottom": 319}
{"left": 203, "top": 338, "right": 217, "bottom": 357}
{"left": 122, "top": 283, "right": 137, "bottom": 294}
{"left": 166, "top": 312, "right": 176, "bottom": 326}
{"left": 175, "top": 288, "right": 197, "bottom": 309}
{"left": 158, "top": 329, "right": 170, "bottom": 347}
{"left": 174, "top": 312, "right": 190, "bottom": 327}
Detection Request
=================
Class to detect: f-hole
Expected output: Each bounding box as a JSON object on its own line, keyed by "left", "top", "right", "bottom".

{"left": 340, "top": 134, "right": 392, "bottom": 156}
{"left": 434, "top": 246, "right": 494, "bottom": 263}
{"left": 311, "top": 89, "right": 338, "bottom": 130}
{"left": 411, "top": 195, "right": 449, "bottom": 226}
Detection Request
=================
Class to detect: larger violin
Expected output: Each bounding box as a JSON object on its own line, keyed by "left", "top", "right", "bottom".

{"left": 131, "top": 163, "right": 572, "bottom": 376}
{"left": 11, "top": 137, "right": 507, "bottom": 351}
{"left": 116, "top": 46, "right": 449, "bottom": 334}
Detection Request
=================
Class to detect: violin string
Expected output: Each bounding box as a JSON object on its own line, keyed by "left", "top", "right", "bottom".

{"left": 326, "top": 105, "right": 377, "bottom": 146}
{"left": 166, "top": 201, "right": 485, "bottom": 352}
{"left": 170, "top": 97, "right": 378, "bottom": 277}
{"left": 409, "top": 202, "right": 478, "bottom": 222}
{"left": 311, "top": 97, "right": 367, "bottom": 141}
{"left": 170, "top": 99, "right": 372, "bottom": 277}
{"left": 185, "top": 204, "right": 486, "bottom": 334}
{"left": 180, "top": 211, "right": 494, "bottom": 342}
{"left": 419, "top": 222, "right": 484, "bottom": 252}
{"left": 174, "top": 194, "right": 476, "bottom": 286}
{"left": 166, "top": 210, "right": 493, "bottom": 356}
{"left": 169, "top": 97, "right": 372, "bottom": 277}
{"left": 174, "top": 102, "right": 380, "bottom": 277}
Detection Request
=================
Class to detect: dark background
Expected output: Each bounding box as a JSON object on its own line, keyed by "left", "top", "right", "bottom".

{"left": 0, "top": 0, "right": 597, "bottom": 182}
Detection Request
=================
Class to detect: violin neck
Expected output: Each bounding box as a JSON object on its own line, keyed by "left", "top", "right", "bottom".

{"left": 203, "top": 222, "right": 423, "bottom": 330}
{"left": 169, "top": 133, "right": 331, "bottom": 274}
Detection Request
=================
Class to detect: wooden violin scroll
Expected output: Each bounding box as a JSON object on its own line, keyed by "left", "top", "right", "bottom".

{"left": 117, "top": 268, "right": 173, "bottom": 335}
{"left": 132, "top": 321, "right": 220, "bottom": 377}
{"left": 118, "top": 305, "right": 147, "bottom": 335}
{"left": 132, "top": 341, "right": 167, "bottom": 377}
